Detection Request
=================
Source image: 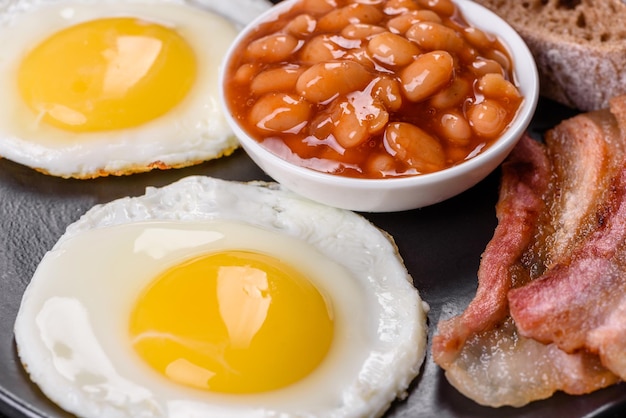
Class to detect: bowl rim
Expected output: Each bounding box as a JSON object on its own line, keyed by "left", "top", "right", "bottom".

{"left": 218, "top": 0, "right": 539, "bottom": 189}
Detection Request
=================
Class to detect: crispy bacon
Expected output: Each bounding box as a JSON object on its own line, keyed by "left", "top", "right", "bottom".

{"left": 510, "top": 154, "right": 626, "bottom": 380}
{"left": 433, "top": 134, "right": 550, "bottom": 366}
{"left": 439, "top": 318, "right": 616, "bottom": 408}
{"left": 433, "top": 95, "right": 626, "bottom": 407}
{"left": 542, "top": 107, "right": 624, "bottom": 268}
{"left": 508, "top": 98, "right": 626, "bottom": 379}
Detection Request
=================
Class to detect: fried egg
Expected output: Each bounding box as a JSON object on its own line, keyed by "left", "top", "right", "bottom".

{"left": 14, "top": 176, "right": 428, "bottom": 418}
{"left": 0, "top": 0, "right": 271, "bottom": 179}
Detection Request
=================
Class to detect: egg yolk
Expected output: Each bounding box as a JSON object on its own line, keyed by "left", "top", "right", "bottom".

{"left": 129, "top": 250, "right": 334, "bottom": 394}
{"left": 17, "top": 17, "right": 196, "bottom": 132}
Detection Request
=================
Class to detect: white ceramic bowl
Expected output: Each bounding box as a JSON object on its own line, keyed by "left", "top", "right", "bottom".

{"left": 219, "top": 0, "right": 539, "bottom": 212}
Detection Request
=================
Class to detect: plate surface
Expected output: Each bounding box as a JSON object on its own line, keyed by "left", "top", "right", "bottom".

{"left": 1, "top": 97, "right": 625, "bottom": 418}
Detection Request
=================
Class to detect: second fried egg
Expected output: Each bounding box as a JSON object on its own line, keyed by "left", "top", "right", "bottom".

{"left": 14, "top": 176, "right": 428, "bottom": 418}
{"left": 0, "top": 0, "right": 270, "bottom": 178}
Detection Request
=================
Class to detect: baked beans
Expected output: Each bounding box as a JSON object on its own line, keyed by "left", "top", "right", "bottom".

{"left": 224, "top": 0, "right": 523, "bottom": 179}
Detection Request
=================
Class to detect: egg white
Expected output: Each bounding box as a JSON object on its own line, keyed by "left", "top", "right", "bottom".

{"left": 0, "top": 0, "right": 272, "bottom": 178}
{"left": 14, "top": 176, "right": 429, "bottom": 418}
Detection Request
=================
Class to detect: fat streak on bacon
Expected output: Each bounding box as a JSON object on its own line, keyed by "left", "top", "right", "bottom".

{"left": 432, "top": 95, "right": 626, "bottom": 407}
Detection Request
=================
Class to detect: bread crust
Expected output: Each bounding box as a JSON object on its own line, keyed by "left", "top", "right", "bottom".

{"left": 472, "top": 0, "right": 626, "bottom": 111}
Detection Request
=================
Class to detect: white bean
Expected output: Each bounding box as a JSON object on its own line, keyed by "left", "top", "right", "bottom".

{"left": 464, "top": 27, "right": 494, "bottom": 49}
{"left": 476, "top": 73, "right": 521, "bottom": 100}
{"left": 296, "top": 61, "right": 373, "bottom": 103}
{"left": 383, "top": 0, "right": 419, "bottom": 14}
{"left": 341, "top": 23, "right": 386, "bottom": 40}
{"left": 233, "top": 63, "right": 258, "bottom": 84}
{"left": 383, "top": 122, "right": 445, "bottom": 172}
{"left": 470, "top": 57, "right": 505, "bottom": 77}
{"left": 302, "top": 0, "right": 337, "bottom": 14}
{"left": 367, "top": 104, "right": 389, "bottom": 135}
{"left": 366, "top": 152, "right": 396, "bottom": 176}
{"left": 372, "top": 76, "right": 403, "bottom": 111}
{"left": 400, "top": 50, "right": 454, "bottom": 102}
{"left": 300, "top": 35, "right": 347, "bottom": 63}
{"left": 440, "top": 111, "right": 472, "bottom": 145}
{"left": 318, "top": 3, "right": 384, "bottom": 32}
{"left": 343, "top": 47, "right": 377, "bottom": 69}
{"left": 333, "top": 101, "right": 370, "bottom": 148}
{"left": 406, "top": 21, "right": 465, "bottom": 53}
{"left": 387, "top": 10, "right": 442, "bottom": 34}
{"left": 249, "top": 93, "right": 312, "bottom": 133}
{"left": 429, "top": 77, "right": 471, "bottom": 109}
{"left": 250, "top": 66, "right": 305, "bottom": 95}
{"left": 416, "top": 0, "right": 456, "bottom": 16}
{"left": 367, "top": 31, "right": 420, "bottom": 66}
{"left": 247, "top": 33, "right": 299, "bottom": 62}
{"left": 485, "top": 49, "right": 512, "bottom": 73}
{"left": 467, "top": 99, "right": 508, "bottom": 138}
{"left": 286, "top": 14, "right": 317, "bottom": 37}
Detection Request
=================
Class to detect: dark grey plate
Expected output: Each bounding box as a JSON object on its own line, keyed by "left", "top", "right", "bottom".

{"left": 0, "top": 98, "right": 624, "bottom": 418}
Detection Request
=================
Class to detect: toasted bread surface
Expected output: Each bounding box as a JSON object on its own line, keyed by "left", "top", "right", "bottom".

{"left": 472, "top": 0, "right": 626, "bottom": 111}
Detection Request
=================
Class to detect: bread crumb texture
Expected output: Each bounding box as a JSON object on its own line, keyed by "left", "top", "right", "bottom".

{"left": 473, "top": 0, "right": 626, "bottom": 111}
{"left": 474, "top": 0, "right": 626, "bottom": 44}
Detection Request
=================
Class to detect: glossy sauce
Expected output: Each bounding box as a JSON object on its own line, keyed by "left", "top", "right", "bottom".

{"left": 225, "top": 0, "right": 523, "bottom": 179}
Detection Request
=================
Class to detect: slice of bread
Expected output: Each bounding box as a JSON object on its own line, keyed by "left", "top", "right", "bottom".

{"left": 471, "top": 0, "right": 626, "bottom": 111}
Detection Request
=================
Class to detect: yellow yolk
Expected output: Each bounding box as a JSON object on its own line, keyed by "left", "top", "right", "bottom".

{"left": 17, "top": 17, "right": 196, "bottom": 132}
{"left": 129, "top": 250, "right": 335, "bottom": 394}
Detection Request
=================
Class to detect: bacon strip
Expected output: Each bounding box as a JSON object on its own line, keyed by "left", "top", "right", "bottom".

{"left": 507, "top": 97, "right": 626, "bottom": 380}
{"left": 440, "top": 318, "right": 617, "bottom": 408}
{"left": 432, "top": 133, "right": 619, "bottom": 407}
{"left": 509, "top": 163, "right": 626, "bottom": 379}
{"left": 432, "top": 134, "right": 550, "bottom": 365}
{"left": 432, "top": 94, "right": 626, "bottom": 406}
{"left": 542, "top": 108, "right": 623, "bottom": 267}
